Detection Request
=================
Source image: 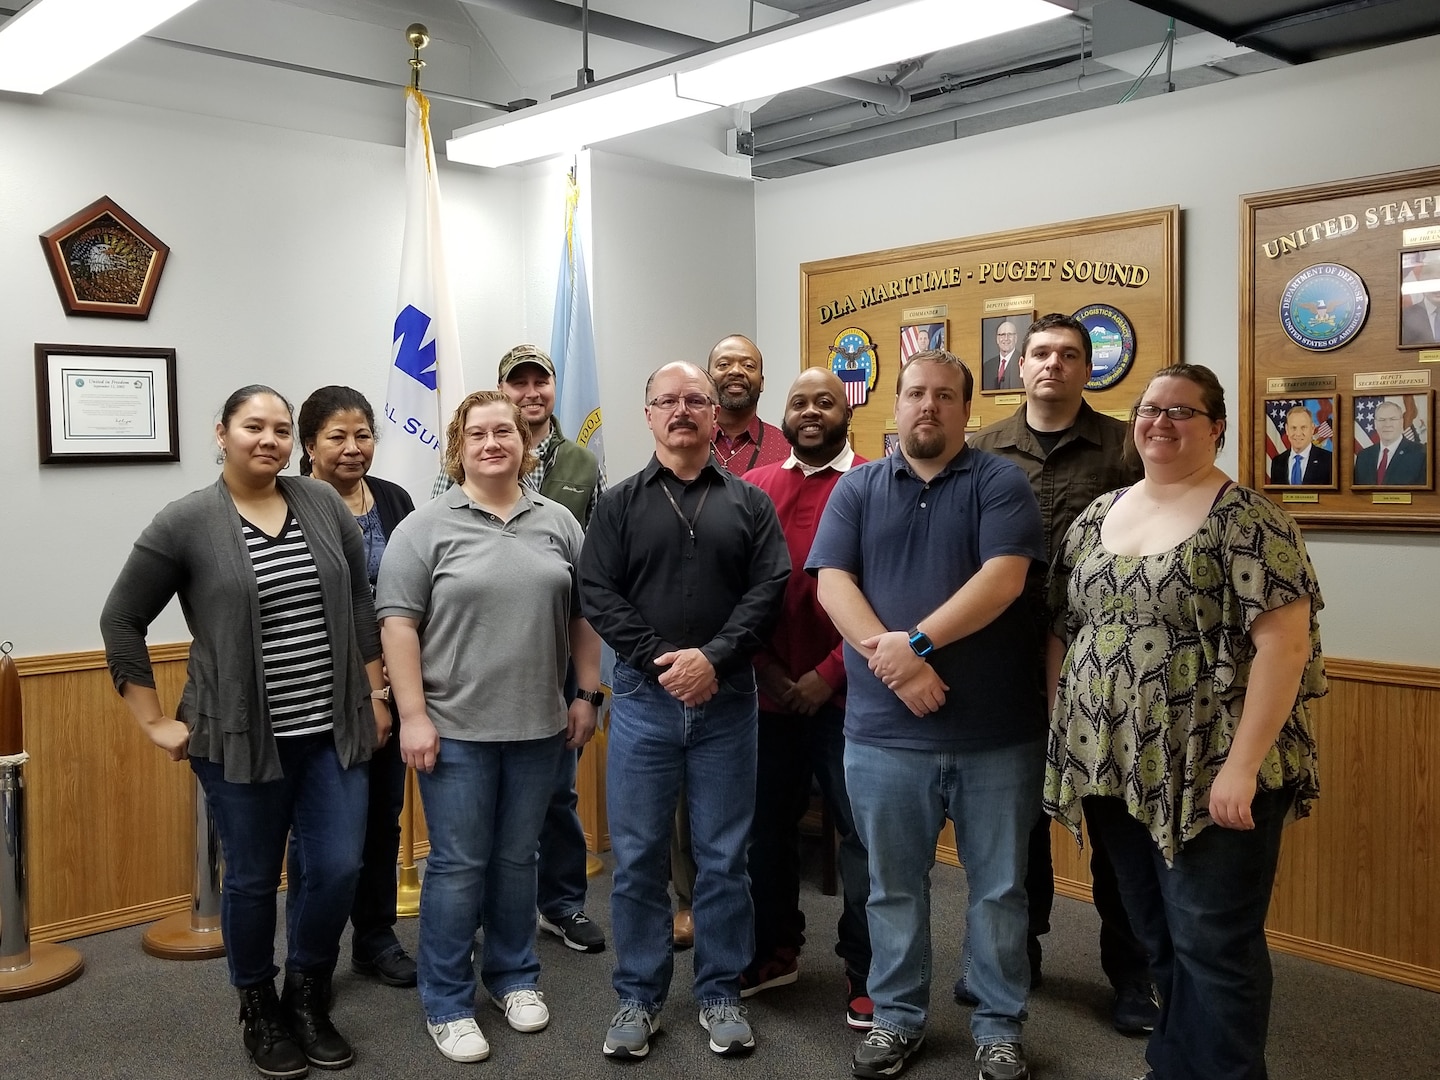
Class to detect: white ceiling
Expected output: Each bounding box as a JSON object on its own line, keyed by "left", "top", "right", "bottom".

{"left": 0, "top": 0, "right": 1307, "bottom": 178}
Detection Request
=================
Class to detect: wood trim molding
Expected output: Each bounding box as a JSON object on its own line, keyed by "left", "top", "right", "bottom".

{"left": 33, "top": 895, "right": 190, "bottom": 945}
{"left": 1266, "top": 930, "right": 1440, "bottom": 994}
{"left": 15, "top": 642, "right": 189, "bottom": 676}
{"left": 1324, "top": 657, "right": 1440, "bottom": 689}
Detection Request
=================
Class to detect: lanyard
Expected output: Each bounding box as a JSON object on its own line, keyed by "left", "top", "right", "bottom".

{"left": 659, "top": 477, "right": 711, "bottom": 549}
{"left": 714, "top": 422, "right": 762, "bottom": 473}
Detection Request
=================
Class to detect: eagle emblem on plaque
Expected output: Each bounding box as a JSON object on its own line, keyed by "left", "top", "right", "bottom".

{"left": 829, "top": 326, "right": 877, "bottom": 407}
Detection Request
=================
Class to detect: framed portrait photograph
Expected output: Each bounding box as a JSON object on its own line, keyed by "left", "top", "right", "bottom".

{"left": 1351, "top": 392, "right": 1431, "bottom": 490}
{"left": 899, "top": 320, "right": 946, "bottom": 365}
{"left": 39, "top": 197, "right": 169, "bottom": 320}
{"left": 1263, "top": 396, "right": 1339, "bottom": 490}
{"left": 979, "top": 312, "right": 1032, "bottom": 393}
{"left": 35, "top": 344, "right": 179, "bottom": 464}
{"left": 1399, "top": 248, "right": 1440, "bottom": 349}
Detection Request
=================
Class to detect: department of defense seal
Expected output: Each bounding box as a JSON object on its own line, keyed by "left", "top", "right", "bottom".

{"left": 1072, "top": 304, "right": 1136, "bottom": 391}
{"left": 1279, "top": 263, "right": 1369, "bottom": 351}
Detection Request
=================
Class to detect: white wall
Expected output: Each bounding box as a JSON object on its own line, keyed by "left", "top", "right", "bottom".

{"left": 754, "top": 35, "right": 1440, "bottom": 666}
{"left": 0, "top": 92, "right": 533, "bottom": 654}
{"left": 0, "top": 97, "right": 759, "bottom": 656}
{"left": 591, "top": 150, "right": 758, "bottom": 481}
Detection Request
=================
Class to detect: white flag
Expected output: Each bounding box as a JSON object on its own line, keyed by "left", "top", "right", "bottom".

{"left": 374, "top": 87, "right": 465, "bottom": 503}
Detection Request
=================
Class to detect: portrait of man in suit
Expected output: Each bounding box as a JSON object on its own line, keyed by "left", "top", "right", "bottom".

{"left": 1400, "top": 250, "right": 1440, "bottom": 347}
{"left": 1269, "top": 403, "right": 1333, "bottom": 486}
{"left": 981, "top": 317, "right": 1026, "bottom": 392}
{"left": 1353, "top": 398, "right": 1430, "bottom": 487}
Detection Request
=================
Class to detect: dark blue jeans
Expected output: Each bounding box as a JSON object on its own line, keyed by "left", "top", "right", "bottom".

{"left": 1084, "top": 788, "right": 1293, "bottom": 1080}
{"left": 606, "top": 660, "right": 758, "bottom": 1010}
{"left": 749, "top": 704, "right": 870, "bottom": 979}
{"left": 536, "top": 747, "right": 589, "bottom": 920}
{"left": 191, "top": 733, "right": 367, "bottom": 988}
{"left": 348, "top": 725, "right": 406, "bottom": 961}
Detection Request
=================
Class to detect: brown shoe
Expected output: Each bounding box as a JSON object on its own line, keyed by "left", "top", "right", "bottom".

{"left": 672, "top": 909, "right": 695, "bottom": 950}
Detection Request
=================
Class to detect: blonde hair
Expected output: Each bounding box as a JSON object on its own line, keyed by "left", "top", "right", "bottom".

{"left": 442, "top": 390, "right": 538, "bottom": 483}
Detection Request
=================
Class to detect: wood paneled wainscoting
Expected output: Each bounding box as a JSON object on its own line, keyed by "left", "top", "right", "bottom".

{"left": 938, "top": 658, "right": 1440, "bottom": 992}
{"left": 16, "top": 648, "right": 1436, "bottom": 992}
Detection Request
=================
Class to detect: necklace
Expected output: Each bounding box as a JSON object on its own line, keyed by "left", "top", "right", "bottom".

{"left": 713, "top": 423, "right": 762, "bottom": 473}
{"left": 344, "top": 480, "right": 371, "bottom": 517}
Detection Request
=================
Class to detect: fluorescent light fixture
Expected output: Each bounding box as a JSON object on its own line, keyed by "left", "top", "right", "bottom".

{"left": 448, "top": 0, "right": 1069, "bottom": 168}
{"left": 447, "top": 72, "right": 716, "bottom": 169}
{"left": 675, "top": 0, "right": 1069, "bottom": 107}
{"left": 0, "top": 0, "right": 201, "bottom": 95}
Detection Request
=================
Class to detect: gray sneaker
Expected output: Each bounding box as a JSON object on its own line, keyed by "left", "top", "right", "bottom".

{"left": 698, "top": 1003, "right": 755, "bottom": 1056}
{"left": 603, "top": 1006, "right": 660, "bottom": 1060}
{"left": 976, "top": 1041, "right": 1029, "bottom": 1080}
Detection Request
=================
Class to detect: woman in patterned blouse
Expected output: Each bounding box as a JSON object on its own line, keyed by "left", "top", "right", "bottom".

{"left": 1044, "top": 364, "right": 1325, "bottom": 1080}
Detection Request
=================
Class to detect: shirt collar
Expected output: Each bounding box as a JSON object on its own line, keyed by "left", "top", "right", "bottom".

{"left": 888, "top": 442, "right": 971, "bottom": 480}
{"left": 714, "top": 412, "right": 763, "bottom": 449}
{"left": 642, "top": 453, "right": 725, "bottom": 485}
{"left": 445, "top": 482, "right": 538, "bottom": 516}
{"left": 782, "top": 444, "right": 856, "bottom": 476}
{"left": 987, "top": 400, "right": 1105, "bottom": 451}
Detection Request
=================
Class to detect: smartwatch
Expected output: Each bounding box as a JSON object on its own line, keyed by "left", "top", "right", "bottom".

{"left": 573, "top": 688, "right": 605, "bottom": 706}
{"left": 907, "top": 629, "right": 934, "bottom": 658}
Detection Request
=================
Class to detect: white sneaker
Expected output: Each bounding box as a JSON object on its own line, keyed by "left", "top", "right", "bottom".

{"left": 428, "top": 1017, "right": 490, "bottom": 1062}
{"left": 495, "top": 988, "right": 550, "bottom": 1033}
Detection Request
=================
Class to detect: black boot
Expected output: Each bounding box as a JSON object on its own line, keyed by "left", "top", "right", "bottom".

{"left": 281, "top": 970, "right": 354, "bottom": 1070}
{"left": 238, "top": 982, "right": 308, "bottom": 1079}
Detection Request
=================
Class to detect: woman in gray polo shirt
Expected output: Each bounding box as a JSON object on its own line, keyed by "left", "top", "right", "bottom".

{"left": 376, "top": 390, "right": 602, "bottom": 1065}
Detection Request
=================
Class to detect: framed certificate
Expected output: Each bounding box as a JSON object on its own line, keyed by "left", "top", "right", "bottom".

{"left": 35, "top": 344, "right": 179, "bottom": 464}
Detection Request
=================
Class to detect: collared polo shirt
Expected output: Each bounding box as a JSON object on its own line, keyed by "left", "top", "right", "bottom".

{"left": 806, "top": 445, "right": 1046, "bottom": 751}
{"left": 375, "top": 484, "right": 584, "bottom": 742}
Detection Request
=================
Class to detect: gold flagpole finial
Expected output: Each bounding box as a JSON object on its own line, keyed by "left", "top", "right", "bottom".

{"left": 407, "top": 24, "right": 429, "bottom": 91}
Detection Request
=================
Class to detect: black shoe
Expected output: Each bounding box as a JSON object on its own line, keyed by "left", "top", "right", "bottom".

{"left": 852, "top": 1028, "right": 923, "bottom": 1078}
{"left": 351, "top": 944, "right": 417, "bottom": 987}
{"left": 1111, "top": 981, "right": 1159, "bottom": 1036}
{"left": 281, "top": 970, "right": 355, "bottom": 1070}
{"left": 238, "top": 982, "right": 309, "bottom": 1079}
{"left": 537, "top": 910, "right": 606, "bottom": 953}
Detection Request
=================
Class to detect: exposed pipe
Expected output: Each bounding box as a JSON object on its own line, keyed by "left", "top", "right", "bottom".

{"left": 755, "top": 43, "right": 1091, "bottom": 147}
{"left": 752, "top": 67, "right": 1133, "bottom": 168}
{"left": 812, "top": 75, "right": 910, "bottom": 109}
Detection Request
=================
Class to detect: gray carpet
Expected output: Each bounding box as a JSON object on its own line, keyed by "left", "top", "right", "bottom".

{"left": 2, "top": 851, "right": 1436, "bottom": 1079}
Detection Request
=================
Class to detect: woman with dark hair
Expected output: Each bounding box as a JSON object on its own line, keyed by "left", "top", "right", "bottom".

{"left": 1045, "top": 364, "right": 1325, "bottom": 1080}
{"left": 101, "top": 385, "right": 388, "bottom": 1078}
{"left": 377, "top": 390, "right": 601, "bottom": 1065}
{"left": 296, "top": 385, "right": 417, "bottom": 987}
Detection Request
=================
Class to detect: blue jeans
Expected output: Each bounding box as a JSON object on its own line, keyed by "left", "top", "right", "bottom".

{"left": 415, "top": 733, "right": 565, "bottom": 1023}
{"left": 606, "top": 660, "right": 758, "bottom": 1010}
{"left": 845, "top": 738, "right": 1043, "bottom": 1044}
{"left": 191, "top": 733, "right": 367, "bottom": 988}
{"left": 536, "top": 747, "right": 589, "bottom": 919}
{"left": 1084, "top": 789, "right": 1293, "bottom": 1080}
{"left": 750, "top": 705, "right": 870, "bottom": 978}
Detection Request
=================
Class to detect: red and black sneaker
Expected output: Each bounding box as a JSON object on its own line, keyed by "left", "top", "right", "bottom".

{"left": 846, "top": 974, "right": 875, "bottom": 1030}
{"left": 739, "top": 949, "right": 800, "bottom": 998}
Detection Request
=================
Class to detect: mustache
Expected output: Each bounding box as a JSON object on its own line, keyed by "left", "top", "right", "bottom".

{"left": 668, "top": 418, "right": 699, "bottom": 431}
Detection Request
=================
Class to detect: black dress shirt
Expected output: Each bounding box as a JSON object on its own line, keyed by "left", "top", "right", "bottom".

{"left": 579, "top": 455, "right": 790, "bottom": 678}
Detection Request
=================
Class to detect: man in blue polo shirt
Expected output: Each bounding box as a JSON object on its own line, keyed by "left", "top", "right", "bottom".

{"left": 808, "top": 349, "right": 1045, "bottom": 1080}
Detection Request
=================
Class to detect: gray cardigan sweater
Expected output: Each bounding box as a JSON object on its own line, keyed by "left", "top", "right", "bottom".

{"left": 101, "top": 475, "right": 381, "bottom": 783}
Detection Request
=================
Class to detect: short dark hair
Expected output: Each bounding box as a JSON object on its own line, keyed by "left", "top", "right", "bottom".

{"left": 220, "top": 385, "right": 293, "bottom": 428}
{"left": 1136, "top": 363, "right": 1228, "bottom": 450}
{"left": 297, "top": 386, "right": 376, "bottom": 476}
{"left": 895, "top": 349, "right": 973, "bottom": 402}
{"left": 1021, "top": 313, "right": 1092, "bottom": 367}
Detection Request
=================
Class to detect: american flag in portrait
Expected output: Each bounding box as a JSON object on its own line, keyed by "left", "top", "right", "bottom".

{"left": 899, "top": 321, "right": 945, "bottom": 365}
{"left": 1264, "top": 397, "right": 1334, "bottom": 460}
{"left": 1353, "top": 394, "right": 1426, "bottom": 449}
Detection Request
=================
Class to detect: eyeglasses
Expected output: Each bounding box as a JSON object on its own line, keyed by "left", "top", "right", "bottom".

{"left": 1135, "top": 404, "right": 1213, "bottom": 421}
{"left": 648, "top": 394, "right": 715, "bottom": 412}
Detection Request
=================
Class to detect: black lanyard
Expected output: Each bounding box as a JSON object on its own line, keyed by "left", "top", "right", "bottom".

{"left": 714, "top": 422, "right": 763, "bottom": 473}
{"left": 659, "top": 477, "right": 710, "bottom": 552}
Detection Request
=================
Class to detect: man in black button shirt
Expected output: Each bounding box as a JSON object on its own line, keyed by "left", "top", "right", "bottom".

{"left": 579, "top": 361, "right": 789, "bottom": 1061}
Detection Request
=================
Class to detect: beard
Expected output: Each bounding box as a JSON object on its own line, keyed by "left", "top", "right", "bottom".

{"left": 902, "top": 424, "right": 947, "bottom": 459}
{"left": 780, "top": 416, "right": 848, "bottom": 460}
{"left": 717, "top": 382, "right": 758, "bottom": 411}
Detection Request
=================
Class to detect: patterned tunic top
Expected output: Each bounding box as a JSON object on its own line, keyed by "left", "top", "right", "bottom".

{"left": 1044, "top": 484, "right": 1326, "bottom": 862}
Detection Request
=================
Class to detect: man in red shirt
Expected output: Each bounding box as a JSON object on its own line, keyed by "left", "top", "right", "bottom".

{"left": 742, "top": 367, "right": 873, "bottom": 1031}
{"left": 708, "top": 334, "right": 789, "bottom": 476}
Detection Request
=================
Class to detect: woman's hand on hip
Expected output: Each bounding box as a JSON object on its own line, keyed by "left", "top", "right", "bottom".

{"left": 399, "top": 712, "right": 440, "bottom": 773}
{"left": 142, "top": 716, "right": 190, "bottom": 762}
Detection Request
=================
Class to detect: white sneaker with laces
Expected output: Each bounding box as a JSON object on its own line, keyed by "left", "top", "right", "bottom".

{"left": 427, "top": 1017, "right": 490, "bottom": 1062}
{"left": 496, "top": 988, "right": 550, "bottom": 1032}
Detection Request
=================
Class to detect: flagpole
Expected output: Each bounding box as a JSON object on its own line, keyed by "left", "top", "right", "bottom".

{"left": 393, "top": 22, "right": 429, "bottom": 922}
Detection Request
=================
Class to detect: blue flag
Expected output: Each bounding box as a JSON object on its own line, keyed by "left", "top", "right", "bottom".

{"left": 550, "top": 172, "right": 605, "bottom": 478}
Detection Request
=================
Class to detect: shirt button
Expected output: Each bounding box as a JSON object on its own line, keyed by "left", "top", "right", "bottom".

{"left": 920, "top": 502, "right": 927, "bottom": 508}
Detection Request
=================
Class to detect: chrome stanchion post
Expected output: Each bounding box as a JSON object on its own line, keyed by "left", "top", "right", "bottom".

{"left": 143, "top": 774, "right": 226, "bottom": 959}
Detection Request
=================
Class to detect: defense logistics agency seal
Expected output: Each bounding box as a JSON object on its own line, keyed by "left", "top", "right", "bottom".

{"left": 1279, "top": 263, "right": 1369, "bottom": 351}
{"left": 830, "top": 327, "right": 877, "bottom": 407}
{"left": 1073, "top": 304, "right": 1136, "bottom": 391}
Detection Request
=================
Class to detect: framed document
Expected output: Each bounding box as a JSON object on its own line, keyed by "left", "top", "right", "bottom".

{"left": 35, "top": 344, "right": 179, "bottom": 464}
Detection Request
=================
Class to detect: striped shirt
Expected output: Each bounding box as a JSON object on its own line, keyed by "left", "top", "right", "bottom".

{"left": 242, "top": 513, "right": 334, "bottom": 737}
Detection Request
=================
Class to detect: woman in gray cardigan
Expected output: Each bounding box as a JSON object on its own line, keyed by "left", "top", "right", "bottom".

{"left": 101, "top": 385, "right": 389, "bottom": 1080}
